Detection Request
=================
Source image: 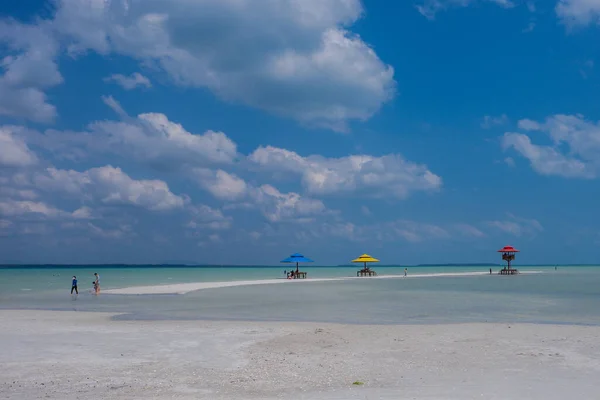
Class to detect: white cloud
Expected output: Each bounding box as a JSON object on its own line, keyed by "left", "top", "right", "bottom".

{"left": 556, "top": 0, "right": 600, "bottom": 25}
{"left": 249, "top": 146, "right": 441, "bottom": 198}
{"left": 502, "top": 133, "right": 592, "bottom": 178}
{"left": 481, "top": 114, "right": 509, "bottom": 129}
{"left": 517, "top": 118, "right": 541, "bottom": 130}
{"left": 193, "top": 167, "right": 328, "bottom": 223}
{"left": 0, "top": 187, "right": 38, "bottom": 200}
{"left": 94, "top": 112, "right": 238, "bottom": 166}
{"left": 417, "top": 0, "right": 515, "bottom": 20}
{"left": 502, "top": 114, "right": 600, "bottom": 178}
{"left": 72, "top": 206, "right": 94, "bottom": 219}
{"left": 34, "top": 165, "right": 186, "bottom": 211}
{"left": 361, "top": 205, "right": 372, "bottom": 216}
{"left": 135, "top": 113, "right": 238, "bottom": 163}
{"left": 101, "top": 95, "right": 128, "bottom": 118}
{"left": 23, "top": 111, "right": 239, "bottom": 167}
{"left": 186, "top": 204, "right": 232, "bottom": 231}
{"left": 486, "top": 213, "right": 543, "bottom": 237}
{"left": 45, "top": 0, "right": 394, "bottom": 130}
{"left": 104, "top": 72, "right": 152, "bottom": 90}
{"left": 0, "top": 200, "right": 60, "bottom": 217}
{"left": 0, "top": 20, "right": 62, "bottom": 122}
{"left": 193, "top": 169, "right": 247, "bottom": 201}
{"left": 0, "top": 127, "right": 38, "bottom": 167}
{"left": 249, "top": 184, "right": 327, "bottom": 223}
{"left": 0, "top": 199, "right": 86, "bottom": 220}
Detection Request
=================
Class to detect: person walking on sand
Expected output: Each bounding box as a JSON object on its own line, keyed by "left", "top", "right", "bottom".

{"left": 404, "top": 268, "right": 408, "bottom": 277}
{"left": 93, "top": 273, "right": 100, "bottom": 294}
{"left": 71, "top": 276, "right": 78, "bottom": 294}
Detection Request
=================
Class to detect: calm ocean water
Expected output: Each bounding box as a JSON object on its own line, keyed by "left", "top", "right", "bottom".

{"left": 1, "top": 265, "right": 600, "bottom": 325}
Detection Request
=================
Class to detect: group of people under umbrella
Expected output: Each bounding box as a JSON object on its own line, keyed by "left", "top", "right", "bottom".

{"left": 281, "top": 252, "right": 381, "bottom": 279}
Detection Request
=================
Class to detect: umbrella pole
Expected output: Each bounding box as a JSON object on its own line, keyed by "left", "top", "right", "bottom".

{"left": 296, "top": 262, "right": 299, "bottom": 274}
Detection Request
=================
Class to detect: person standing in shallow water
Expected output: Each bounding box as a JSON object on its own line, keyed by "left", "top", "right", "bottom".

{"left": 93, "top": 273, "right": 100, "bottom": 294}
{"left": 71, "top": 276, "right": 78, "bottom": 294}
{"left": 404, "top": 268, "right": 407, "bottom": 277}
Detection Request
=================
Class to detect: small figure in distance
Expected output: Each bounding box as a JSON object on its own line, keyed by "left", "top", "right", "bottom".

{"left": 404, "top": 268, "right": 407, "bottom": 277}
{"left": 93, "top": 272, "right": 100, "bottom": 295}
{"left": 71, "top": 276, "right": 78, "bottom": 295}
{"left": 490, "top": 268, "right": 492, "bottom": 275}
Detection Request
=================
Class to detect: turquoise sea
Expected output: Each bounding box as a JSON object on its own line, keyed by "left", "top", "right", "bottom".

{"left": 1, "top": 265, "right": 600, "bottom": 326}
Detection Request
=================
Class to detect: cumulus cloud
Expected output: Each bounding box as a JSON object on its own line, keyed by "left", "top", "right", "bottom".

{"left": 104, "top": 72, "right": 152, "bottom": 90}
{"left": 249, "top": 184, "right": 328, "bottom": 223}
{"left": 33, "top": 165, "right": 186, "bottom": 211}
{"left": 186, "top": 204, "right": 232, "bottom": 231}
{"left": 193, "top": 169, "right": 247, "bottom": 201}
{"left": 0, "top": 127, "right": 38, "bottom": 167}
{"left": 23, "top": 111, "right": 238, "bottom": 168}
{"left": 502, "top": 114, "right": 600, "bottom": 178}
{"left": 0, "top": 20, "right": 62, "bottom": 122}
{"left": 416, "top": 0, "right": 515, "bottom": 20}
{"left": 193, "top": 167, "right": 328, "bottom": 223}
{"left": 249, "top": 145, "right": 441, "bottom": 198}
{"left": 43, "top": 0, "right": 395, "bottom": 130}
{"left": 0, "top": 199, "right": 89, "bottom": 220}
{"left": 0, "top": 187, "right": 38, "bottom": 200}
{"left": 0, "top": 200, "right": 64, "bottom": 218}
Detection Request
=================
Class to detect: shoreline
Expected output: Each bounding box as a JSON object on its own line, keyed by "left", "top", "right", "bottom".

{"left": 1, "top": 310, "right": 598, "bottom": 400}
{"left": 102, "top": 270, "right": 543, "bottom": 295}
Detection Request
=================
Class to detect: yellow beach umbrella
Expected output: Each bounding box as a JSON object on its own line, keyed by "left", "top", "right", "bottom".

{"left": 351, "top": 253, "right": 380, "bottom": 269}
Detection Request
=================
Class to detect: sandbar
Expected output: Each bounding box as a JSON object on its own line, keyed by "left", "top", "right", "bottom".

{"left": 103, "top": 271, "right": 542, "bottom": 295}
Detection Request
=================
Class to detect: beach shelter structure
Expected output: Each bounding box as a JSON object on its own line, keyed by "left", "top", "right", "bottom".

{"left": 281, "top": 253, "right": 314, "bottom": 274}
{"left": 351, "top": 254, "right": 380, "bottom": 274}
{"left": 497, "top": 245, "right": 519, "bottom": 275}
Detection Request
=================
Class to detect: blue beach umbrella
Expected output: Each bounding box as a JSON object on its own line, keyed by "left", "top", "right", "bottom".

{"left": 281, "top": 253, "right": 314, "bottom": 273}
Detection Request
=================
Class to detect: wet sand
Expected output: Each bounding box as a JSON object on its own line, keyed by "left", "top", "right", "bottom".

{"left": 1, "top": 310, "right": 598, "bottom": 399}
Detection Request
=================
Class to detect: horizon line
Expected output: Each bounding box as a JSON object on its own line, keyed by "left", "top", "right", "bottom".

{"left": 0, "top": 263, "right": 595, "bottom": 268}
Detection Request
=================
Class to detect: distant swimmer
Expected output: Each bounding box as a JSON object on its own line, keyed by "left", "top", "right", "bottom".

{"left": 71, "top": 276, "right": 78, "bottom": 294}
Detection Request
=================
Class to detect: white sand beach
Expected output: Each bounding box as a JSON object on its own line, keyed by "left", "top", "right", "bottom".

{"left": 102, "top": 271, "right": 542, "bottom": 295}
{"left": 1, "top": 310, "right": 598, "bottom": 399}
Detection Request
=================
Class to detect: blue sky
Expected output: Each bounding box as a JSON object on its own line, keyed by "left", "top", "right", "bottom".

{"left": 1, "top": 0, "right": 600, "bottom": 265}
